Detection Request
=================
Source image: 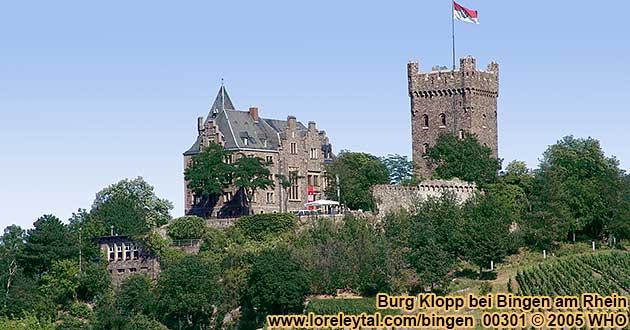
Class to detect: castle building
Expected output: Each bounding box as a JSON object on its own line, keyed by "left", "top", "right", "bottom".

{"left": 408, "top": 56, "right": 499, "bottom": 178}
{"left": 183, "top": 85, "right": 334, "bottom": 218}
{"left": 97, "top": 235, "right": 160, "bottom": 286}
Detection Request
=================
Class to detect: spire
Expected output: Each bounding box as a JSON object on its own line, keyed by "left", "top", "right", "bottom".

{"left": 209, "top": 82, "right": 235, "bottom": 117}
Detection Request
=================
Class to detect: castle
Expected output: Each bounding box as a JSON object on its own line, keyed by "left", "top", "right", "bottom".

{"left": 408, "top": 56, "right": 499, "bottom": 178}
{"left": 183, "top": 85, "right": 334, "bottom": 218}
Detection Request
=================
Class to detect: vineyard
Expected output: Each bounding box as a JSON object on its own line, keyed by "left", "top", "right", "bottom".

{"left": 516, "top": 251, "right": 630, "bottom": 296}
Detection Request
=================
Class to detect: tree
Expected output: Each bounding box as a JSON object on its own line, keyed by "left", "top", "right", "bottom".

{"left": 87, "top": 177, "right": 173, "bottom": 238}
{"left": 166, "top": 216, "right": 206, "bottom": 240}
{"left": 462, "top": 194, "right": 512, "bottom": 276}
{"left": 242, "top": 247, "right": 309, "bottom": 327}
{"left": 19, "top": 215, "right": 78, "bottom": 277}
{"left": 381, "top": 154, "right": 415, "bottom": 185}
{"left": 122, "top": 314, "right": 167, "bottom": 330}
{"left": 325, "top": 152, "right": 389, "bottom": 211}
{"left": 1, "top": 225, "right": 25, "bottom": 310}
{"left": 184, "top": 143, "right": 234, "bottom": 199}
{"left": 40, "top": 259, "right": 81, "bottom": 307}
{"left": 426, "top": 134, "right": 501, "bottom": 185}
{"left": 529, "top": 136, "right": 624, "bottom": 241}
{"left": 116, "top": 275, "right": 154, "bottom": 318}
{"left": 155, "top": 255, "right": 222, "bottom": 330}
{"left": 233, "top": 155, "right": 274, "bottom": 213}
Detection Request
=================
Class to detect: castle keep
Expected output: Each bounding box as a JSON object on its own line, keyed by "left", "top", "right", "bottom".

{"left": 408, "top": 56, "right": 499, "bottom": 178}
{"left": 183, "top": 85, "right": 334, "bottom": 218}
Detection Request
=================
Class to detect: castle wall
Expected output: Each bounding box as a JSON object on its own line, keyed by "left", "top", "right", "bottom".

{"left": 372, "top": 179, "right": 477, "bottom": 218}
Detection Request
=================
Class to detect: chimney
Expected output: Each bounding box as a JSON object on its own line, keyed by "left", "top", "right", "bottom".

{"left": 308, "top": 121, "right": 316, "bottom": 131}
{"left": 249, "top": 107, "right": 259, "bottom": 122}
{"left": 287, "top": 115, "right": 297, "bottom": 128}
{"left": 197, "top": 117, "right": 204, "bottom": 134}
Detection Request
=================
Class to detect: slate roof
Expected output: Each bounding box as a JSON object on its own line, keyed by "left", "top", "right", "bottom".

{"left": 184, "top": 85, "right": 309, "bottom": 156}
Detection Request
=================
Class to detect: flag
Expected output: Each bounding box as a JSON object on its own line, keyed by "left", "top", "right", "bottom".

{"left": 454, "top": 1, "right": 479, "bottom": 24}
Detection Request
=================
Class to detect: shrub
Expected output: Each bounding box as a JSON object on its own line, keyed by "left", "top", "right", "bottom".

{"left": 479, "top": 281, "right": 493, "bottom": 295}
{"left": 305, "top": 298, "right": 398, "bottom": 315}
{"left": 234, "top": 213, "right": 296, "bottom": 241}
{"left": 166, "top": 216, "right": 206, "bottom": 240}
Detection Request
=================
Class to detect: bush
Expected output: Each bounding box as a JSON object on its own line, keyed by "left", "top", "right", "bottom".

{"left": 305, "top": 298, "right": 398, "bottom": 315}
{"left": 479, "top": 281, "right": 493, "bottom": 295}
{"left": 0, "top": 314, "right": 55, "bottom": 330}
{"left": 166, "top": 216, "right": 206, "bottom": 240}
{"left": 234, "top": 213, "right": 296, "bottom": 241}
{"left": 122, "top": 314, "right": 168, "bottom": 330}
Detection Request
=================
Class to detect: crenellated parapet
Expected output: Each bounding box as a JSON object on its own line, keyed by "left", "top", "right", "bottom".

{"left": 372, "top": 178, "right": 478, "bottom": 218}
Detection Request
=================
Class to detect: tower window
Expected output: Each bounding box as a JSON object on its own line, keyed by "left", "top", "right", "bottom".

{"left": 422, "top": 143, "right": 429, "bottom": 156}
{"left": 439, "top": 113, "right": 447, "bottom": 126}
{"left": 458, "top": 130, "right": 465, "bottom": 140}
{"left": 421, "top": 114, "right": 429, "bottom": 128}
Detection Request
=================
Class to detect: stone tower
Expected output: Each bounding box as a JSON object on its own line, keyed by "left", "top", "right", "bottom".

{"left": 408, "top": 56, "right": 499, "bottom": 179}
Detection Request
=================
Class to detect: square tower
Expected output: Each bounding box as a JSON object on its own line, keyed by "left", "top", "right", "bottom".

{"left": 408, "top": 56, "right": 499, "bottom": 179}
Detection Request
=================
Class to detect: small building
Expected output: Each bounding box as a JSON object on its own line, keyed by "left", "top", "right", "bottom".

{"left": 97, "top": 236, "right": 160, "bottom": 286}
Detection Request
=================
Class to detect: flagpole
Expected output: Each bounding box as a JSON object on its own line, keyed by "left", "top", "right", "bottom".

{"left": 451, "top": 1, "right": 456, "bottom": 70}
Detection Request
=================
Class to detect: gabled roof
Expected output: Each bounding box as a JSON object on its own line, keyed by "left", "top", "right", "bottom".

{"left": 184, "top": 85, "right": 314, "bottom": 155}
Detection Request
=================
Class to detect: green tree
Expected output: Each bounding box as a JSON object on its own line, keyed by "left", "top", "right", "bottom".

{"left": 184, "top": 143, "right": 234, "bottom": 199}
{"left": 1, "top": 225, "right": 25, "bottom": 310}
{"left": 166, "top": 216, "right": 206, "bottom": 240}
{"left": 40, "top": 259, "right": 80, "bottom": 307}
{"left": 116, "top": 275, "right": 154, "bottom": 318}
{"left": 426, "top": 134, "right": 501, "bottom": 185}
{"left": 233, "top": 155, "right": 274, "bottom": 213}
{"left": 155, "top": 255, "right": 222, "bottom": 330}
{"left": 234, "top": 213, "right": 296, "bottom": 241}
{"left": 19, "top": 215, "right": 78, "bottom": 277}
{"left": 463, "top": 194, "right": 512, "bottom": 276}
{"left": 325, "top": 152, "right": 389, "bottom": 211}
{"left": 88, "top": 177, "right": 173, "bottom": 237}
{"left": 528, "top": 136, "right": 624, "bottom": 241}
{"left": 122, "top": 314, "right": 167, "bottom": 330}
{"left": 242, "top": 247, "right": 309, "bottom": 327}
{"left": 76, "top": 262, "right": 111, "bottom": 303}
{"left": 381, "top": 154, "right": 415, "bottom": 185}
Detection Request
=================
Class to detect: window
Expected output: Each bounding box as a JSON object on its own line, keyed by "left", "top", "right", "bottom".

{"left": 309, "top": 148, "right": 318, "bottom": 159}
{"left": 242, "top": 137, "right": 248, "bottom": 145}
{"left": 124, "top": 243, "right": 132, "bottom": 260}
{"left": 422, "top": 114, "right": 429, "bottom": 128}
{"left": 422, "top": 143, "right": 429, "bottom": 156}
{"left": 129, "top": 268, "right": 137, "bottom": 273}
{"left": 265, "top": 155, "right": 273, "bottom": 164}
{"left": 290, "top": 143, "right": 297, "bottom": 154}
{"left": 307, "top": 173, "right": 320, "bottom": 187}
{"left": 223, "top": 191, "right": 233, "bottom": 203}
{"left": 117, "top": 269, "right": 125, "bottom": 273}
{"left": 458, "top": 130, "right": 465, "bottom": 140}
{"left": 266, "top": 192, "right": 274, "bottom": 203}
{"left": 439, "top": 113, "right": 447, "bottom": 126}
{"left": 225, "top": 155, "right": 233, "bottom": 164}
{"left": 289, "top": 169, "right": 299, "bottom": 200}
{"left": 116, "top": 243, "right": 123, "bottom": 260}
{"left": 133, "top": 244, "right": 139, "bottom": 259}
{"left": 108, "top": 244, "right": 115, "bottom": 261}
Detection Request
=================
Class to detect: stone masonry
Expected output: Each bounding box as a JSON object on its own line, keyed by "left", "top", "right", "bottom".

{"left": 408, "top": 56, "right": 499, "bottom": 178}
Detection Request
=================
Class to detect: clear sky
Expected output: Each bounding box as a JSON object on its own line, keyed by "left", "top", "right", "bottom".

{"left": 1, "top": 1, "right": 629, "bottom": 229}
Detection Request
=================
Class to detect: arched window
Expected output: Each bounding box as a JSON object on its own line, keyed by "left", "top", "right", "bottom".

{"left": 422, "top": 114, "right": 429, "bottom": 128}
{"left": 458, "top": 129, "right": 465, "bottom": 140}
{"left": 439, "top": 113, "right": 446, "bottom": 126}
{"left": 422, "top": 143, "right": 429, "bottom": 156}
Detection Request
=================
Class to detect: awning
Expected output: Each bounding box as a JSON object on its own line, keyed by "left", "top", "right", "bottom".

{"left": 304, "top": 199, "right": 340, "bottom": 207}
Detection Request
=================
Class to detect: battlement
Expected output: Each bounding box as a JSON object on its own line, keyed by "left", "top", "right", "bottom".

{"left": 407, "top": 56, "right": 499, "bottom": 98}
{"left": 372, "top": 178, "right": 477, "bottom": 217}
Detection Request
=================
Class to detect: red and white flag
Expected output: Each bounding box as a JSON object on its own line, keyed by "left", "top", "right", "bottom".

{"left": 453, "top": 1, "right": 479, "bottom": 24}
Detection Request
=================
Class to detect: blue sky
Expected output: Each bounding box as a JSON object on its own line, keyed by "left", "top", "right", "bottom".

{"left": 1, "top": 1, "right": 629, "bottom": 229}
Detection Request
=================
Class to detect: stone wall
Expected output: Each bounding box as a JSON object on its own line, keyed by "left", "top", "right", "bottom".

{"left": 372, "top": 178, "right": 477, "bottom": 217}
{"left": 408, "top": 56, "right": 499, "bottom": 178}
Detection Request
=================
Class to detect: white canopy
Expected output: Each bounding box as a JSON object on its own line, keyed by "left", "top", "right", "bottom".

{"left": 304, "top": 199, "right": 340, "bottom": 207}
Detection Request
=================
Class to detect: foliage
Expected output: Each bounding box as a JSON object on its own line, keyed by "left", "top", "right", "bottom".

{"left": 89, "top": 177, "right": 173, "bottom": 237}
{"left": 76, "top": 262, "right": 111, "bottom": 303}
{"left": 19, "top": 215, "right": 78, "bottom": 276}
{"left": 0, "top": 314, "right": 55, "bottom": 330}
{"left": 233, "top": 155, "right": 275, "bottom": 206}
{"left": 166, "top": 216, "right": 206, "bottom": 240}
{"left": 116, "top": 275, "right": 154, "bottom": 318}
{"left": 426, "top": 134, "right": 501, "bottom": 185}
{"left": 139, "top": 231, "right": 171, "bottom": 258}
{"left": 40, "top": 259, "right": 80, "bottom": 307}
{"left": 479, "top": 282, "right": 493, "bottom": 295}
{"left": 122, "top": 314, "right": 168, "bottom": 330}
{"left": 305, "top": 298, "right": 397, "bottom": 315}
{"left": 381, "top": 154, "right": 415, "bottom": 185}
{"left": 155, "top": 255, "right": 222, "bottom": 330}
{"left": 325, "top": 152, "right": 389, "bottom": 211}
{"left": 242, "top": 247, "right": 309, "bottom": 327}
{"left": 184, "top": 143, "right": 234, "bottom": 198}
{"left": 234, "top": 213, "right": 296, "bottom": 241}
